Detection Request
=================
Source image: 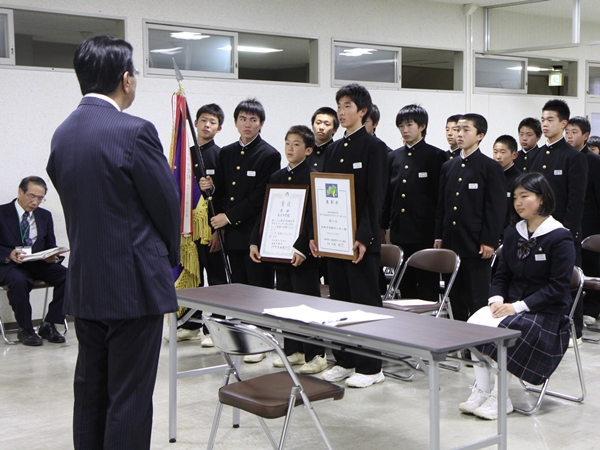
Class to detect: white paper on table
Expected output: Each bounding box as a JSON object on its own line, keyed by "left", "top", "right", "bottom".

{"left": 263, "top": 304, "right": 393, "bottom": 327}
{"left": 383, "top": 299, "right": 438, "bottom": 307}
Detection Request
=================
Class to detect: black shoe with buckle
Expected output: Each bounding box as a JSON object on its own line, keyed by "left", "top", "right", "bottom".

{"left": 38, "top": 322, "right": 66, "bottom": 344}
{"left": 17, "top": 328, "right": 43, "bottom": 346}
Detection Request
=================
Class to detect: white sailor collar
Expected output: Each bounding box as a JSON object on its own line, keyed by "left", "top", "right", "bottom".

{"left": 516, "top": 215, "right": 564, "bottom": 240}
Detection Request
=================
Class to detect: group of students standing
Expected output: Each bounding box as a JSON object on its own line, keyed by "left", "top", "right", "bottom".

{"left": 182, "top": 84, "right": 597, "bottom": 412}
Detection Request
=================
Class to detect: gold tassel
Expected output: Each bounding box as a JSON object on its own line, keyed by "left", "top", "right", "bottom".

{"left": 194, "top": 196, "right": 212, "bottom": 245}
{"left": 178, "top": 236, "right": 201, "bottom": 288}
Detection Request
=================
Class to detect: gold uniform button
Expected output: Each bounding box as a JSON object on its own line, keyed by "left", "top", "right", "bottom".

{"left": 458, "top": 178, "right": 462, "bottom": 182}
{"left": 401, "top": 193, "right": 406, "bottom": 198}
{"left": 402, "top": 179, "right": 407, "bottom": 183}
{"left": 401, "top": 208, "right": 405, "bottom": 213}
{"left": 236, "top": 166, "right": 240, "bottom": 170}
{"left": 232, "top": 181, "right": 236, "bottom": 185}
{"left": 194, "top": 164, "right": 198, "bottom": 168}
{"left": 314, "top": 163, "right": 318, "bottom": 167}
{"left": 340, "top": 158, "right": 344, "bottom": 163}
{"left": 456, "top": 192, "right": 460, "bottom": 196}
{"left": 317, "top": 151, "right": 321, "bottom": 155}
{"left": 288, "top": 176, "right": 292, "bottom": 181}
{"left": 344, "top": 142, "right": 348, "bottom": 147}
{"left": 546, "top": 150, "right": 550, "bottom": 154}
{"left": 461, "top": 164, "right": 466, "bottom": 168}
{"left": 408, "top": 152, "right": 412, "bottom": 157}
{"left": 524, "top": 156, "right": 528, "bottom": 160}
{"left": 453, "top": 206, "right": 458, "bottom": 210}
{"left": 404, "top": 165, "right": 409, "bottom": 169}
{"left": 542, "top": 165, "right": 547, "bottom": 169}
{"left": 241, "top": 151, "right": 245, "bottom": 155}
{"left": 230, "top": 197, "right": 234, "bottom": 201}
{"left": 452, "top": 221, "right": 456, "bottom": 225}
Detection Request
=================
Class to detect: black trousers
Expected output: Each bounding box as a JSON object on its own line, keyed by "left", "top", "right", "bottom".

{"left": 1, "top": 261, "right": 66, "bottom": 329}
{"left": 276, "top": 264, "right": 325, "bottom": 361}
{"left": 393, "top": 242, "right": 440, "bottom": 301}
{"left": 449, "top": 257, "right": 491, "bottom": 322}
{"left": 328, "top": 253, "right": 382, "bottom": 375}
{"left": 73, "top": 315, "right": 163, "bottom": 450}
{"left": 228, "top": 250, "right": 274, "bottom": 289}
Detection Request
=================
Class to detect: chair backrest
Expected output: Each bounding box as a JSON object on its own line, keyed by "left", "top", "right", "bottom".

{"left": 380, "top": 244, "right": 403, "bottom": 270}
{"left": 490, "top": 245, "right": 503, "bottom": 269}
{"left": 406, "top": 248, "right": 459, "bottom": 274}
{"left": 582, "top": 234, "right": 600, "bottom": 253}
{"left": 569, "top": 266, "right": 584, "bottom": 320}
{"left": 203, "top": 317, "right": 276, "bottom": 356}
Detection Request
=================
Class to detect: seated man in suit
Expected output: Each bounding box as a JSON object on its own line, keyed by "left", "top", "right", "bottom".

{"left": 0, "top": 176, "right": 66, "bottom": 346}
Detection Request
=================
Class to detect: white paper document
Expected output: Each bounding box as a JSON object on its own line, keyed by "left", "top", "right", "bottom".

{"left": 383, "top": 299, "right": 438, "bottom": 307}
{"left": 263, "top": 304, "right": 393, "bottom": 327}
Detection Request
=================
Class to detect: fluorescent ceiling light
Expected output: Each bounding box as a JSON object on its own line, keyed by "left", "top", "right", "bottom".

{"left": 150, "top": 47, "right": 183, "bottom": 55}
{"left": 507, "top": 66, "right": 551, "bottom": 72}
{"left": 171, "top": 32, "right": 209, "bottom": 40}
{"left": 340, "top": 48, "right": 377, "bottom": 57}
{"left": 218, "top": 45, "right": 283, "bottom": 53}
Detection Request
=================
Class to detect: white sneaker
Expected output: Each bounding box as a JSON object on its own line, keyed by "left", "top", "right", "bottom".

{"left": 243, "top": 353, "right": 266, "bottom": 363}
{"left": 164, "top": 328, "right": 201, "bottom": 342}
{"left": 200, "top": 335, "right": 214, "bottom": 347}
{"left": 345, "top": 371, "right": 385, "bottom": 388}
{"left": 584, "top": 315, "right": 597, "bottom": 326}
{"left": 459, "top": 386, "right": 490, "bottom": 414}
{"left": 299, "top": 355, "right": 328, "bottom": 374}
{"left": 321, "top": 365, "right": 355, "bottom": 382}
{"left": 473, "top": 391, "right": 513, "bottom": 420}
{"left": 568, "top": 337, "right": 583, "bottom": 348}
{"left": 272, "top": 352, "right": 305, "bottom": 368}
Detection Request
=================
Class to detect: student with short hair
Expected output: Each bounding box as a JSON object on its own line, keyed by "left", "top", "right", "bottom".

{"left": 308, "top": 106, "right": 339, "bottom": 171}
{"left": 310, "top": 83, "right": 388, "bottom": 388}
{"left": 492, "top": 134, "right": 522, "bottom": 236}
{"left": 445, "top": 114, "right": 462, "bottom": 159}
{"left": 365, "top": 104, "right": 393, "bottom": 153}
{"left": 460, "top": 172, "right": 574, "bottom": 420}
{"left": 434, "top": 113, "right": 506, "bottom": 321}
{"left": 587, "top": 135, "right": 600, "bottom": 155}
{"left": 382, "top": 104, "right": 446, "bottom": 301}
{"left": 566, "top": 116, "right": 600, "bottom": 325}
{"left": 515, "top": 118, "right": 542, "bottom": 172}
{"left": 199, "top": 98, "right": 281, "bottom": 293}
{"left": 249, "top": 125, "right": 327, "bottom": 374}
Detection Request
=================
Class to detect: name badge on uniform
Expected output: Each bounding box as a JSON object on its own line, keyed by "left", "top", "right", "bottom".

{"left": 418, "top": 172, "right": 428, "bottom": 178}
{"left": 535, "top": 254, "right": 547, "bottom": 261}
{"left": 506, "top": 192, "right": 511, "bottom": 198}
{"left": 247, "top": 171, "right": 256, "bottom": 177}
{"left": 554, "top": 170, "right": 562, "bottom": 175}
{"left": 468, "top": 183, "right": 478, "bottom": 189}
{"left": 353, "top": 162, "right": 362, "bottom": 169}
{"left": 206, "top": 169, "right": 215, "bottom": 175}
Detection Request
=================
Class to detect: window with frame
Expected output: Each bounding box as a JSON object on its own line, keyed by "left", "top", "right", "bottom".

{"left": 0, "top": 8, "right": 14, "bottom": 65}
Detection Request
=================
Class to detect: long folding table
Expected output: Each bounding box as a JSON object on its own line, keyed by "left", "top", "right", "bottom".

{"left": 169, "top": 283, "right": 519, "bottom": 449}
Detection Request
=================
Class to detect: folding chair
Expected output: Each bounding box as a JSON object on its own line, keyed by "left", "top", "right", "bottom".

{"left": 0, "top": 281, "right": 68, "bottom": 345}
{"left": 203, "top": 316, "right": 345, "bottom": 450}
{"left": 380, "top": 244, "right": 404, "bottom": 300}
{"left": 514, "top": 266, "right": 586, "bottom": 415}
{"left": 382, "top": 248, "right": 461, "bottom": 318}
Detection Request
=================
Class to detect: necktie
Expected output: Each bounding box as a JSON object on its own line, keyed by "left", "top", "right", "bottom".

{"left": 517, "top": 237, "right": 537, "bottom": 260}
{"left": 21, "top": 212, "right": 32, "bottom": 247}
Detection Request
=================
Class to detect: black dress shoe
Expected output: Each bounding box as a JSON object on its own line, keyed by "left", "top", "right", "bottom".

{"left": 17, "top": 328, "right": 43, "bottom": 346}
{"left": 38, "top": 322, "right": 66, "bottom": 344}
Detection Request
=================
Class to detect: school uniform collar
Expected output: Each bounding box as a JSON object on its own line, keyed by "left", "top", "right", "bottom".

{"left": 287, "top": 160, "right": 308, "bottom": 172}
{"left": 519, "top": 145, "right": 538, "bottom": 154}
{"left": 503, "top": 163, "right": 515, "bottom": 172}
{"left": 198, "top": 139, "right": 215, "bottom": 151}
{"left": 238, "top": 134, "right": 261, "bottom": 149}
{"left": 516, "top": 216, "right": 564, "bottom": 240}
{"left": 405, "top": 138, "right": 424, "bottom": 150}
{"left": 315, "top": 139, "right": 333, "bottom": 151}
{"left": 460, "top": 148, "right": 481, "bottom": 160}
{"left": 546, "top": 137, "right": 565, "bottom": 148}
{"left": 343, "top": 126, "right": 366, "bottom": 142}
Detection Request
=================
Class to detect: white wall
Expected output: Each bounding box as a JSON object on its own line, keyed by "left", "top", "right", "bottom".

{"left": 0, "top": 0, "right": 596, "bottom": 321}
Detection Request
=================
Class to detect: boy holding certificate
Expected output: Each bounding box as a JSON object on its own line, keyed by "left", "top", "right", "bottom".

{"left": 250, "top": 125, "right": 327, "bottom": 374}
{"left": 310, "top": 83, "right": 388, "bottom": 388}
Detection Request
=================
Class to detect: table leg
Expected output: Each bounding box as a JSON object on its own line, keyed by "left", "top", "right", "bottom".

{"left": 429, "top": 358, "right": 440, "bottom": 450}
{"left": 169, "top": 312, "right": 177, "bottom": 442}
{"left": 497, "top": 343, "right": 507, "bottom": 449}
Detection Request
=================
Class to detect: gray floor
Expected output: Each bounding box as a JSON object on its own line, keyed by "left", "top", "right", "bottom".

{"left": 2, "top": 322, "right": 600, "bottom": 449}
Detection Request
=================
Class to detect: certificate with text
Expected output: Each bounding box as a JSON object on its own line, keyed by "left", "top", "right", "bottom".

{"left": 311, "top": 173, "right": 357, "bottom": 260}
{"left": 258, "top": 185, "right": 309, "bottom": 263}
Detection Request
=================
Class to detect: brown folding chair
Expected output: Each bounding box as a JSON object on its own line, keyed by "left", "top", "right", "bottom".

{"left": 203, "top": 316, "right": 345, "bottom": 450}
{"left": 382, "top": 248, "right": 461, "bottom": 318}
{"left": 380, "top": 244, "right": 404, "bottom": 300}
{"left": 514, "top": 266, "right": 586, "bottom": 414}
{"left": 0, "top": 281, "right": 68, "bottom": 345}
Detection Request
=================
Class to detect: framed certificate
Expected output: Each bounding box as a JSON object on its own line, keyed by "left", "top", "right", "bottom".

{"left": 311, "top": 172, "right": 357, "bottom": 260}
{"left": 258, "top": 184, "right": 309, "bottom": 263}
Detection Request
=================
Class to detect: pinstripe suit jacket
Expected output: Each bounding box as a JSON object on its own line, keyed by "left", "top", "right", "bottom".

{"left": 47, "top": 96, "right": 180, "bottom": 321}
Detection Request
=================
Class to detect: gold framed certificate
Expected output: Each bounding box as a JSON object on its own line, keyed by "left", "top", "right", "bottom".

{"left": 258, "top": 184, "right": 309, "bottom": 263}
{"left": 311, "top": 172, "right": 357, "bottom": 260}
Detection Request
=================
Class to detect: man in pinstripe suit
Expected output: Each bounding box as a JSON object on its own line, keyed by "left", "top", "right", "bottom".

{"left": 47, "top": 36, "right": 180, "bottom": 450}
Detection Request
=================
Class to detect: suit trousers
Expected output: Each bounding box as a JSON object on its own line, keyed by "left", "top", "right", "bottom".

{"left": 73, "top": 314, "right": 163, "bottom": 450}
{"left": 2, "top": 261, "right": 66, "bottom": 329}
{"left": 275, "top": 264, "right": 325, "bottom": 361}
{"left": 448, "top": 257, "right": 492, "bottom": 322}
{"left": 328, "top": 253, "right": 382, "bottom": 374}
{"left": 228, "top": 250, "right": 274, "bottom": 289}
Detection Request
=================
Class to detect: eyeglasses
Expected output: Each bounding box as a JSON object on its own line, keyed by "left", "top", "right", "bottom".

{"left": 25, "top": 193, "right": 46, "bottom": 203}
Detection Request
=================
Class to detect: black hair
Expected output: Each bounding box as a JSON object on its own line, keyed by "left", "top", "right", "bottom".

{"left": 367, "top": 104, "right": 381, "bottom": 126}
{"left": 518, "top": 117, "right": 542, "bottom": 138}
{"left": 543, "top": 99, "right": 570, "bottom": 122}
{"left": 73, "top": 35, "right": 135, "bottom": 96}
{"left": 587, "top": 135, "right": 600, "bottom": 149}
{"left": 19, "top": 176, "right": 47, "bottom": 193}
{"left": 446, "top": 114, "right": 461, "bottom": 124}
{"left": 567, "top": 116, "right": 591, "bottom": 136}
{"left": 509, "top": 172, "right": 556, "bottom": 224}
{"left": 285, "top": 125, "right": 315, "bottom": 149}
{"left": 335, "top": 83, "right": 372, "bottom": 125}
{"left": 311, "top": 106, "right": 339, "bottom": 131}
{"left": 494, "top": 135, "right": 518, "bottom": 154}
{"left": 459, "top": 113, "right": 487, "bottom": 136}
{"left": 196, "top": 103, "right": 225, "bottom": 127}
{"left": 233, "top": 98, "right": 265, "bottom": 123}
{"left": 396, "top": 104, "right": 429, "bottom": 137}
